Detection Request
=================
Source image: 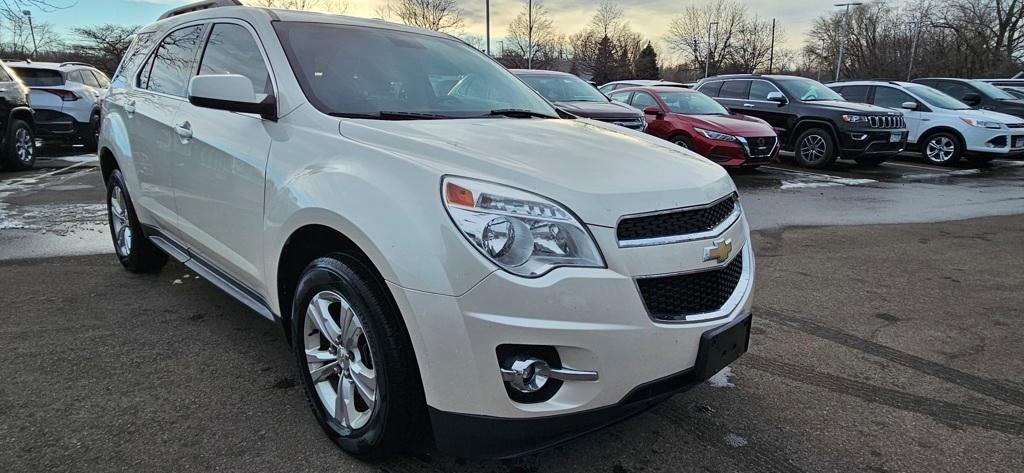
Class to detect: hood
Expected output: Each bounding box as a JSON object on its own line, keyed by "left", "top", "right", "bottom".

{"left": 338, "top": 118, "right": 735, "bottom": 226}
{"left": 960, "top": 108, "right": 1024, "bottom": 124}
{"left": 803, "top": 100, "right": 901, "bottom": 114}
{"left": 554, "top": 100, "right": 642, "bottom": 119}
{"left": 679, "top": 113, "right": 774, "bottom": 136}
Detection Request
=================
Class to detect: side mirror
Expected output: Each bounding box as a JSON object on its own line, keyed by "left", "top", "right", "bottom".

{"left": 766, "top": 91, "right": 788, "bottom": 105}
{"left": 961, "top": 93, "right": 982, "bottom": 107}
{"left": 901, "top": 101, "right": 918, "bottom": 110}
{"left": 188, "top": 74, "right": 276, "bottom": 120}
{"left": 643, "top": 105, "right": 664, "bottom": 118}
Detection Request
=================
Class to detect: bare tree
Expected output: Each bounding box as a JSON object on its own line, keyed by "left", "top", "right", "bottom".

{"left": 375, "top": 0, "right": 464, "bottom": 33}
{"left": 664, "top": 0, "right": 746, "bottom": 76}
{"left": 69, "top": 24, "right": 139, "bottom": 74}
{"left": 245, "top": 0, "right": 348, "bottom": 12}
{"left": 503, "top": 0, "right": 558, "bottom": 69}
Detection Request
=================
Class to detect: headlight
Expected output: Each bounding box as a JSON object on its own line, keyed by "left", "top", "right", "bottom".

{"left": 961, "top": 117, "right": 1003, "bottom": 129}
{"left": 841, "top": 114, "right": 870, "bottom": 124}
{"left": 442, "top": 176, "right": 604, "bottom": 277}
{"left": 695, "top": 127, "right": 738, "bottom": 142}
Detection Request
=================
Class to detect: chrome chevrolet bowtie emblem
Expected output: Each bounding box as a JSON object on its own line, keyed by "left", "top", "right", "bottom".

{"left": 703, "top": 238, "right": 733, "bottom": 264}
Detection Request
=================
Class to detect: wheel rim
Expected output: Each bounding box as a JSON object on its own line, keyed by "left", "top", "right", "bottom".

{"left": 304, "top": 290, "right": 377, "bottom": 431}
{"left": 673, "top": 138, "right": 689, "bottom": 149}
{"left": 109, "top": 186, "right": 132, "bottom": 257}
{"left": 799, "top": 134, "right": 826, "bottom": 162}
{"left": 15, "top": 127, "right": 32, "bottom": 163}
{"left": 926, "top": 136, "right": 956, "bottom": 162}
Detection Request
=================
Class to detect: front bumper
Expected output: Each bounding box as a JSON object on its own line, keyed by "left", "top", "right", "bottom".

{"left": 963, "top": 130, "right": 1024, "bottom": 156}
{"left": 388, "top": 214, "right": 754, "bottom": 456}
{"left": 839, "top": 129, "right": 907, "bottom": 158}
{"left": 702, "top": 137, "right": 779, "bottom": 167}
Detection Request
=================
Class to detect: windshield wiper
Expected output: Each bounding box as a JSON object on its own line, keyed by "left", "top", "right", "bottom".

{"left": 329, "top": 111, "right": 456, "bottom": 120}
{"left": 487, "top": 109, "right": 559, "bottom": 119}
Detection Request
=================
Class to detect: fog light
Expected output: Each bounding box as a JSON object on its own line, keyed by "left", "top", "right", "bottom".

{"left": 851, "top": 133, "right": 868, "bottom": 141}
{"left": 500, "top": 357, "right": 551, "bottom": 393}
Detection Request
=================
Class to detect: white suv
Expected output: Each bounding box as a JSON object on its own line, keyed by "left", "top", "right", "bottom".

{"left": 101, "top": 1, "right": 754, "bottom": 459}
{"left": 7, "top": 61, "right": 110, "bottom": 149}
{"left": 830, "top": 80, "right": 1024, "bottom": 165}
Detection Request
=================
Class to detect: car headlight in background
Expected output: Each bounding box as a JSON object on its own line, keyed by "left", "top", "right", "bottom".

{"left": 960, "top": 117, "right": 1003, "bottom": 129}
{"left": 841, "top": 114, "right": 870, "bottom": 124}
{"left": 442, "top": 176, "right": 604, "bottom": 277}
{"left": 694, "top": 127, "right": 738, "bottom": 142}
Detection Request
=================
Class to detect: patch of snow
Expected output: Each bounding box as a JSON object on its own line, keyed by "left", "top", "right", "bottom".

{"left": 901, "top": 169, "right": 981, "bottom": 180}
{"left": 50, "top": 154, "right": 98, "bottom": 164}
{"left": 172, "top": 279, "right": 183, "bottom": 285}
{"left": 707, "top": 367, "right": 735, "bottom": 388}
{"left": 724, "top": 433, "right": 748, "bottom": 447}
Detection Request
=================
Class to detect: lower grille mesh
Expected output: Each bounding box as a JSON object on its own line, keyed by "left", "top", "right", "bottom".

{"left": 637, "top": 253, "right": 744, "bottom": 321}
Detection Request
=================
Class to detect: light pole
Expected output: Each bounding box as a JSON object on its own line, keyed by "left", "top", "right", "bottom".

{"left": 23, "top": 10, "right": 38, "bottom": 57}
{"left": 485, "top": 0, "right": 490, "bottom": 56}
{"left": 834, "top": 2, "right": 862, "bottom": 81}
{"left": 704, "top": 21, "right": 718, "bottom": 79}
{"left": 906, "top": 19, "right": 923, "bottom": 81}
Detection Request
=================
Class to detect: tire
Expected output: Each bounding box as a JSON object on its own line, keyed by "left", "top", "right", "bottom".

{"left": 670, "top": 134, "right": 693, "bottom": 150}
{"left": 291, "top": 255, "right": 424, "bottom": 460}
{"left": 0, "top": 119, "right": 35, "bottom": 171}
{"left": 793, "top": 127, "right": 837, "bottom": 169}
{"left": 965, "top": 155, "right": 996, "bottom": 165}
{"left": 854, "top": 155, "right": 889, "bottom": 166}
{"left": 921, "top": 131, "right": 963, "bottom": 166}
{"left": 83, "top": 112, "right": 100, "bottom": 151}
{"left": 106, "top": 169, "right": 168, "bottom": 273}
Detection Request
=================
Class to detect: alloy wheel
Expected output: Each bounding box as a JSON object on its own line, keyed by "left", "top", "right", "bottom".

{"left": 109, "top": 186, "right": 132, "bottom": 257}
{"left": 15, "top": 127, "right": 32, "bottom": 164}
{"left": 304, "top": 290, "right": 377, "bottom": 430}
{"left": 926, "top": 136, "right": 956, "bottom": 163}
{"left": 799, "top": 134, "right": 826, "bottom": 162}
{"left": 673, "top": 138, "right": 689, "bottom": 149}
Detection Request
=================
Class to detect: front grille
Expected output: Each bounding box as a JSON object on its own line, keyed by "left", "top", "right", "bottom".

{"left": 617, "top": 194, "right": 737, "bottom": 243}
{"left": 867, "top": 115, "right": 905, "bottom": 129}
{"left": 744, "top": 136, "right": 777, "bottom": 157}
{"left": 597, "top": 117, "right": 645, "bottom": 130}
{"left": 638, "top": 252, "right": 744, "bottom": 321}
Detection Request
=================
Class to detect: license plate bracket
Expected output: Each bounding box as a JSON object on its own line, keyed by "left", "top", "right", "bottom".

{"left": 694, "top": 313, "right": 752, "bottom": 381}
{"left": 890, "top": 131, "right": 902, "bottom": 143}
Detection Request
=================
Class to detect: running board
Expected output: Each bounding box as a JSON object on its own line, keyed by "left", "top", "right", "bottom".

{"left": 147, "top": 229, "right": 276, "bottom": 322}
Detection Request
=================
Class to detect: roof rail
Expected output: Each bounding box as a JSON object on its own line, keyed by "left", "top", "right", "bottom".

{"left": 59, "top": 61, "right": 94, "bottom": 68}
{"left": 158, "top": 0, "right": 243, "bottom": 20}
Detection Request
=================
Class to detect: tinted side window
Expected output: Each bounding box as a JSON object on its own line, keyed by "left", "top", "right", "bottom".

{"left": 837, "top": 85, "right": 870, "bottom": 103}
{"left": 697, "top": 81, "right": 723, "bottom": 97}
{"left": 631, "top": 92, "right": 658, "bottom": 109}
{"left": 873, "top": 87, "right": 914, "bottom": 109}
{"left": 79, "top": 69, "right": 101, "bottom": 87}
{"left": 934, "top": 82, "right": 970, "bottom": 100}
{"left": 91, "top": 70, "right": 110, "bottom": 88}
{"left": 719, "top": 80, "right": 750, "bottom": 99}
{"left": 0, "top": 66, "right": 11, "bottom": 82}
{"left": 114, "top": 32, "right": 155, "bottom": 87}
{"left": 198, "top": 23, "right": 272, "bottom": 95}
{"left": 67, "top": 70, "right": 84, "bottom": 83}
{"left": 748, "top": 80, "right": 778, "bottom": 100}
{"left": 141, "top": 25, "right": 206, "bottom": 97}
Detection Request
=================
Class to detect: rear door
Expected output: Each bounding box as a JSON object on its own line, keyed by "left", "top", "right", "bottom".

{"left": 171, "top": 21, "right": 275, "bottom": 289}
{"left": 715, "top": 79, "right": 750, "bottom": 114}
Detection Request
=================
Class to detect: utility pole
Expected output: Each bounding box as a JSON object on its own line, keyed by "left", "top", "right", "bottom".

{"left": 705, "top": 21, "right": 718, "bottom": 79}
{"left": 527, "top": 0, "right": 533, "bottom": 69}
{"left": 485, "top": 0, "right": 490, "bottom": 56}
{"left": 906, "top": 19, "right": 923, "bottom": 81}
{"left": 23, "top": 10, "right": 37, "bottom": 57}
{"left": 834, "top": 2, "right": 862, "bottom": 81}
{"left": 768, "top": 18, "right": 776, "bottom": 74}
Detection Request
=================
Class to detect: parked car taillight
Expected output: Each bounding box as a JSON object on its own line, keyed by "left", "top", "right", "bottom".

{"left": 38, "top": 88, "right": 79, "bottom": 101}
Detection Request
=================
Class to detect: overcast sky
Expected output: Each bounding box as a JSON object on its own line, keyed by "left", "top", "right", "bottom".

{"left": 46, "top": 0, "right": 834, "bottom": 58}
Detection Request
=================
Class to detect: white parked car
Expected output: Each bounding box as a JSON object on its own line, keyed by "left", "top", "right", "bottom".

{"left": 830, "top": 80, "right": 1024, "bottom": 165}
{"left": 598, "top": 79, "right": 692, "bottom": 94}
{"left": 6, "top": 61, "right": 110, "bottom": 149}
{"left": 101, "top": 0, "right": 754, "bottom": 459}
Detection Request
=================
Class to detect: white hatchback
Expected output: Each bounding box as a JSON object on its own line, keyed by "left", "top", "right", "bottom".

{"left": 830, "top": 80, "right": 1024, "bottom": 165}
{"left": 100, "top": 0, "right": 755, "bottom": 459}
{"left": 7, "top": 61, "right": 110, "bottom": 149}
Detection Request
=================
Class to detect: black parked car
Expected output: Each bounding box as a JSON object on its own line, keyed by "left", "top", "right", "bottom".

{"left": 0, "top": 61, "right": 35, "bottom": 171}
{"left": 512, "top": 69, "right": 646, "bottom": 131}
{"left": 695, "top": 74, "right": 908, "bottom": 168}
{"left": 913, "top": 78, "right": 1024, "bottom": 119}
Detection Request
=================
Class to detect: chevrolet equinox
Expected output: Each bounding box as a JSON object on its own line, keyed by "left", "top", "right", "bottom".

{"left": 101, "top": 0, "right": 755, "bottom": 459}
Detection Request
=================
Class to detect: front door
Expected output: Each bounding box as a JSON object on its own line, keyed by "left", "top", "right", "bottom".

{"left": 871, "top": 86, "right": 922, "bottom": 142}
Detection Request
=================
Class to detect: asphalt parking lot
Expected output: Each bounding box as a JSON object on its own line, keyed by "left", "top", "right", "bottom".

{"left": 1, "top": 149, "right": 1022, "bottom": 472}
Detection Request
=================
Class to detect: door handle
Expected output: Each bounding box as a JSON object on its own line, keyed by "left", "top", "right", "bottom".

{"left": 174, "top": 121, "right": 193, "bottom": 140}
{"left": 742, "top": 103, "right": 755, "bottom": 108}
{"left": 124, "top": 100, "right": 135, "bottom": 116}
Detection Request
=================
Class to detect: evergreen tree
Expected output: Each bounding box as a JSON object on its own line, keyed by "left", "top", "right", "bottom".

{"left": 592, "top": 35, "right": 616, "bottom": 85}
{"left": 615, "top": 46, "right": 632, "bottom": 80}
{"left": 635, "top": 42, "right": 659, "bottom": 79}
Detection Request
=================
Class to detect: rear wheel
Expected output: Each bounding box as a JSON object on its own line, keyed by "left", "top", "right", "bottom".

{"left": 922, "top": 132, "right": 962, "bottom": 165}
{"left": 0, "top": 119, "right": 35, "bottom": 171}
{"left": 107, "top": 169, "right": 168, "bottom": 273}
{"left": 794, "top": 128, "right": 837, "bottom": 169}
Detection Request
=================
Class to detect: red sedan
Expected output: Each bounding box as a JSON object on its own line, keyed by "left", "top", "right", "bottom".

{"left": 607, "top": 86, "right": 779, "bottom": 167}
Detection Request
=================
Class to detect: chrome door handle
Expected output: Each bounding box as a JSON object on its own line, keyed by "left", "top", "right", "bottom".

{"left": 174, "top": 121, "right": 193, "bottom": 140}
{"left": 124, "top": 100, "right": 136, "bottom": 116}
{"left": 742, "top": 103, "right": 755, "bottom": 108}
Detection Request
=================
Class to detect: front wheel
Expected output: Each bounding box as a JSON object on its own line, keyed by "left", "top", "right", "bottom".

{"left": 106, "top": 169, "right": 168, "bottom": 273}
{"left": 0, "top": 119, "right": 35, "bottom": 171}
{"left": 922, "top": 132, "right": 963, "bottom": 165}
{"left": 794, "top": 128, "right": 837, "bottom": 169}
{"left": 670, "top": 135, "right": 692, "bottom": 150}
{"left": 292, "top": 255, "right": 424, "bottom": 460}
{"left": 83, "top": 112, "right": 100, "bottom": 151}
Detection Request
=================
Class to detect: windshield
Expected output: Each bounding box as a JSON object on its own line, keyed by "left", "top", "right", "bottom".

{"left": 968, "top": 80, "right": 1017, "bottom": 100}
{"left": 1003, "top": 87, "right": 1024, "bottom": 99}
{"left": 905, "top": 85, "right": 971, "bottom": 110}
{"left": 776, "top": 77, "right": 844, "bottom": 101}
{"left": 657, "top": 91, "right": 728, "bottom": 115}
{"left": 11, "top": 67, "right": 64, "bottom": 86}
{"left": 518, "top": 74, "right": 607, "bottom": 103}
{"left": 273, "top": 22, "right": 557, "bottom": 119}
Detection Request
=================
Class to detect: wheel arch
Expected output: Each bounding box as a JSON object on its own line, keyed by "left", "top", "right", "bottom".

{"left": 8, "top": 106, "right": 34, "bottom": 129}
{"left": 787, "top": 119, "right": 840, "bottom": 150}
{"left": 919, "top": 126, "right": 966, "bottom": 147}
{"left": 99, "top": 147, "right": 119, "bottom": 184}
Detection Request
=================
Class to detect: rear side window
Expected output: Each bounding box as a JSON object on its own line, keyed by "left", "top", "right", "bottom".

{"left": 631, "top": 92, "right": 659, "bottom": 109}
{"left": 837, "top": 85, "right": 870, "bottom": 103}
{"left": 697, "top": 81, "right": 723, "bottom": 97}
{"left": 91, "top": 70, "right": 111, "bottom": 88}
{"left": 138, "top": 24, "right": 206, "bottom": 97}
{"left": 113, "top": 32, "right": 155, "bottom": 87}
{"left": 608, "top": 91, "right": 631, "bottom": 103}
{"left": 198, "top": 23, "right": 272, "bottom": 95}
{"left": 719, "top": 80, "right": 749, "bottom": 99}
{"left": 78, "top": 70, "right": 101, "bottom": 87}
{"left": 933, "top": 82, "right": 971, "bottom": 101}
{"left": 13, "top": 68, "right": 64, "bottom": 86}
